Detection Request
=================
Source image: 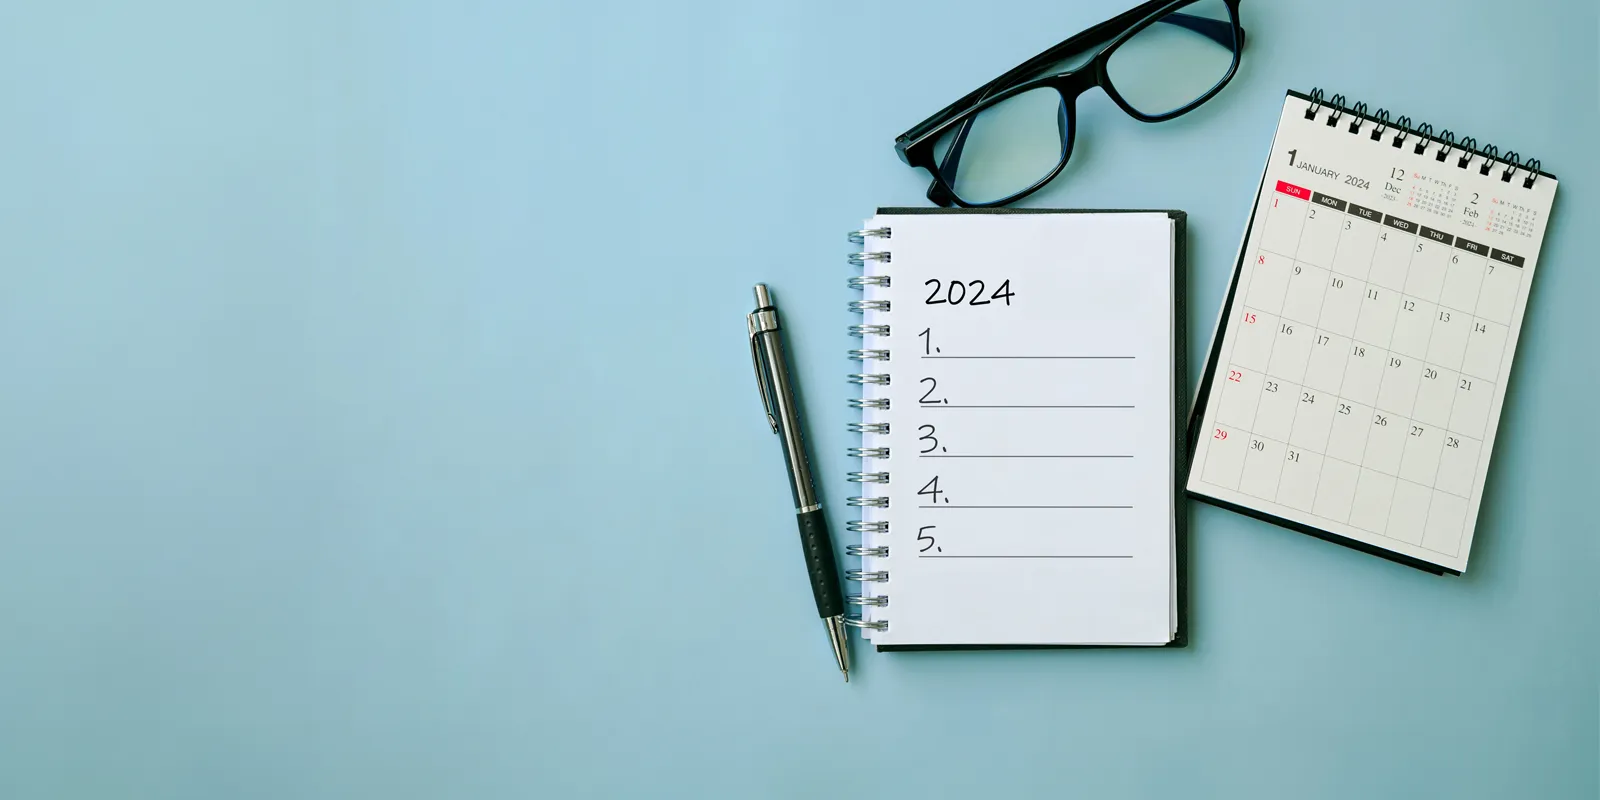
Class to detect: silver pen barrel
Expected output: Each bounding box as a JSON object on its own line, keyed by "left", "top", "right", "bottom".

{"left": 749, "top": 285, "right": 820, "bottom": 511}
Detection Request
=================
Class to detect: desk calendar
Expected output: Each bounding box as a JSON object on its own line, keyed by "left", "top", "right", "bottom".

{"left": 1187, "top": 90, "right": 1557, "bottom": 574}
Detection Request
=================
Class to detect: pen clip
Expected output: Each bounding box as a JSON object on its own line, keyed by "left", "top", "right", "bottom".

{"left": 747, "top": 316, "right": 779, "bottom": 434}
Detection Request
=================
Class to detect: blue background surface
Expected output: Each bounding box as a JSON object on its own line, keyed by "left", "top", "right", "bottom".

{"left": 1, "top": 1, "right": 1595, "bottom": 797}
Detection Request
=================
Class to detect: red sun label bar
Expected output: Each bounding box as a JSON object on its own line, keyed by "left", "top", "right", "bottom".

{"left": 1274, "top": 180, "right": 1312, "bottom": 200}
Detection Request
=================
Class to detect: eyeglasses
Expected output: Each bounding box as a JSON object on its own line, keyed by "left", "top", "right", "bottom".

{"left": 895, "top": 0, "right": 1245, "bottom": 208}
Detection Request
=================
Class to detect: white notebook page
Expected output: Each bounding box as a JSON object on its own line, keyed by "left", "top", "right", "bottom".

{"left": 854, "top": 212, "right": 1175, "bottom": 646}
{"left": 1187, "top": 93, "right": 1557, "bottom": 573}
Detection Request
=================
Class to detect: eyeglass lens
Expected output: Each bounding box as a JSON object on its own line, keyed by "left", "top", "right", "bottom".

{"left": 932, "top": 88, "right": 1068, "bottom": 207}
{"left": 933, "top": 0, "right": 1238, "bottom": 206}
{"left": 1105, "top": 0, "right": 1236, "bottom": 117}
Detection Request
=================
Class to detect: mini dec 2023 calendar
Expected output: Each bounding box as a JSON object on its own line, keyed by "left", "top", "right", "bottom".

{"left": 1188, "top": 90, "right": 1557, "bottom": 574}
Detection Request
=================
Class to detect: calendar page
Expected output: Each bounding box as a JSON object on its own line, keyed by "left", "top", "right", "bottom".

{"left": 1188, "top": 92, "right": 1557, "bottom": 573}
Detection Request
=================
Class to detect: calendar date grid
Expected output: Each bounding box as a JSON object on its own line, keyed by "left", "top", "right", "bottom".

{"left": 1198, "top": 179, "right": 1530, "bottom": 557}
{"left": 1251, "top": 247, "right": 1515, "bottom": 327}
{"left": 1208, "top": 425, "right": 1476, "bottom": 505}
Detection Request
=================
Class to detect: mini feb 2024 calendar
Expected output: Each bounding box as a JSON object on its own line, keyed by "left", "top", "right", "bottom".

{"left": 1188, "top": 90, "right": 1557, "bottom": 574}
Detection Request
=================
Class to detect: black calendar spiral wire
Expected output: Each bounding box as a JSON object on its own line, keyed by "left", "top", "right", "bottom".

{"left": 844, "top": 225, "right": 893, "bottom": 633}
{"left": 1304, "top": 87, "right": 1544, "bottom": 189}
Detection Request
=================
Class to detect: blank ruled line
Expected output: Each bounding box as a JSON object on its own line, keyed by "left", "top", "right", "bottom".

{"left": 920, "top": 355, "right": 1136, "bottom": 360}
{"left": 921, "top": 404, "right": 1135, "bottom": 409}
{"left": 918, "top": 505, "right": 1133, "bottom": 509}
{"left": 919, "top": 555, "right": 1134, "bottom": 559}
{"left": 919, "top": 454, "right": 1132, "bottom": 459}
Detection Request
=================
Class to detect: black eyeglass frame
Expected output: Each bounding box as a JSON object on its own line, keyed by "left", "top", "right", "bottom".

{"left": 895, "top": 0, "right": 1245, "bottom": 208}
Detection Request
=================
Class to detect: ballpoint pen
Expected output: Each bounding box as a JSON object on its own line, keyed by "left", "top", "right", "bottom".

{"left": 747, "top": 283, "right": 851, "bottom": 682}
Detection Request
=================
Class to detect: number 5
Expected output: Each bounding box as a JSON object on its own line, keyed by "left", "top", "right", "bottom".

{"left": 917, "top": 526, "right": 939, "bottom": 553}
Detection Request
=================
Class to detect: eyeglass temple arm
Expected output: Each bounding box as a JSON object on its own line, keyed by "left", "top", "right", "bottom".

{"left": 1164, "top": 12, "right": 1240, "bottom": 49}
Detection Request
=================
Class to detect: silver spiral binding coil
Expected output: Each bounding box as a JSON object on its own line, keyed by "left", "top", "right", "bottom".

{"left": 846, "top": 224, "right": 892, "bottom": 634}
{"left": 846, "top": 544, "right": 889, "bottom": 557}
{"left": 1303, "top": 87, "right": 1545, "bottom": 189}
{"left": 848, "top": 227, "right": 891, "bottom": 244}
{"left": 844, "top": 617, "right": 889, "bottom": 631}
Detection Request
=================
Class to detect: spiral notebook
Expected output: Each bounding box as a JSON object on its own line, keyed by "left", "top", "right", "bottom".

{"left": 847, "top": 208, "right": 1187, "bottom": 649}
{"left": 1187, "top": 89, "right": 1558, "bottom": 575}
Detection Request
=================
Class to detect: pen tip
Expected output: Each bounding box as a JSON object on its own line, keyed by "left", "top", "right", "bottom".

{"left": 842, "top": 669, "right": 849, "bottom": 683}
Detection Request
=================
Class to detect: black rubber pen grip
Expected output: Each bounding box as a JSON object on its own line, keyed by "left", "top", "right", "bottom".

{"left": 796, "top": 508, "right": 845, "bottom": 618}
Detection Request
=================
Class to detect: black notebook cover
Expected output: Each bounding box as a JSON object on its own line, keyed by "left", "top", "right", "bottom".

{"left": 860, "top": 207, "right": 1189, "bottom": 650}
